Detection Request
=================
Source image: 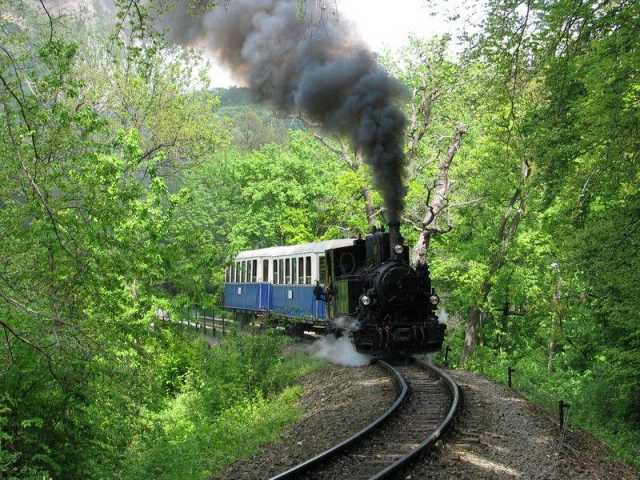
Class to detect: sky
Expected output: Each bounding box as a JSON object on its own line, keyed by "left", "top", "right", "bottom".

{"left": 208, "top": 0, "right": 464, "bottom": 87}
{"left": 339, "top": 0, "right": 452, "bottom": 52}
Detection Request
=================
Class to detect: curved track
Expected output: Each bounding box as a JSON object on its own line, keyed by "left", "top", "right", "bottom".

{"left": 270, "top": 357, "right": 461, "bottom": 480}
{"left": 269, "top": 360, "right": 408, "bottom": 480}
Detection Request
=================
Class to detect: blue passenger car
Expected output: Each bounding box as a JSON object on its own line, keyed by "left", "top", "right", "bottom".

{"left": 223, "top": 239, "right": 354, "bottom": 323}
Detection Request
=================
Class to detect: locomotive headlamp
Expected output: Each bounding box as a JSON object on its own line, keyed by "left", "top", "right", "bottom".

{"left": 430, "top": 295, "right": 440, "bottom": 306}
{"left": 360, "top": 295, "right": 372, "bottom": 306}
{"left": 394, "top": 244, "right": 404, "bottom": 255}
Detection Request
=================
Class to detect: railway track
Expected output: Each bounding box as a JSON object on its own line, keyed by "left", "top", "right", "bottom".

{"left": 269, "top": 356, "right": 461, "bottom": 480}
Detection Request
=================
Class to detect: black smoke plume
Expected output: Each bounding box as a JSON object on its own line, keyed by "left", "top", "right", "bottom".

{"left": 162, "top": 0, "right": 408, "bottom": 223}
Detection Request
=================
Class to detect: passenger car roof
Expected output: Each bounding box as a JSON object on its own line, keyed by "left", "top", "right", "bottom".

{"left": 235, "top": 239, "right": 355, "bottom": 260}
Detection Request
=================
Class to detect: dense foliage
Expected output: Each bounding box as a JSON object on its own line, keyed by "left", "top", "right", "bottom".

{"left": 0, "top": 3, "right": 324, "bottom": 478}
{"left": 422, "top": 0, "right": 640, "bottom": 466}
{"left": 1, "top": 0, "right": 638, "bottom": 477}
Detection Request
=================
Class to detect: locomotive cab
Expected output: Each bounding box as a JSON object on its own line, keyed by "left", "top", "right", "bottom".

{"left": 324, "top": 224, "right": 445, "bottom": 354}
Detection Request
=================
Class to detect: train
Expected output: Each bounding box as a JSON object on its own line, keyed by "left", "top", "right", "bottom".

{"left": 223, "top": 223, "right": 445, "bottom": 354}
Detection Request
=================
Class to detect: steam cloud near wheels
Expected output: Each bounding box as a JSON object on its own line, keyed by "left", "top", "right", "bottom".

{"left": 162, "top": 0, "right": 408, "bottom": 223}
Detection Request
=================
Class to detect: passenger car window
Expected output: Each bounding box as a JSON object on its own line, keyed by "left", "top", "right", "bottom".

{"left": 263, "top": 260, "right": 269, "bottom": 283}
{"left": 273, "top": 259, "right": 278, "bottom": 284}
{"left": 285, "top": 258, "right": 291, "bottom": 284}
{"left": 292, "top": 257, "right": 298, "bottom": 284}
{"left": 298, "top": 258, "right": 304, "bottom": 284}
{"left": 252, "top": 259, "right": 257, "bottom": 283}
{"left": 279, "top": 259, "right": 284, "bottom": 284}
{"left": 305, "top": 256, "right": 312, "bottom": 284}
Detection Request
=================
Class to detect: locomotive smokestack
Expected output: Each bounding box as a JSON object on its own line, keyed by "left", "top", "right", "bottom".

{"left": 158, "top": 0, "right": 408, "bottom": 223}
{"left": 389, "top": 221, "right": 402, "bottom": 260}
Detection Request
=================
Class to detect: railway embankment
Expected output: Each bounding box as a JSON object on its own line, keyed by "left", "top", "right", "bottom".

{"left": 214, "top": 359, "right": 637, "bottom": 480}
{"left": 411, "top": 370, "right": 637, "bottom": 479}
{"left": 213, "top": 363, "right": 396, "bottom": 480}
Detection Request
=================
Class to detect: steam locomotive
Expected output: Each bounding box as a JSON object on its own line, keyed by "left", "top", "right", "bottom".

{"left": 223, "top": 223, "right": 445, "bottom": 354}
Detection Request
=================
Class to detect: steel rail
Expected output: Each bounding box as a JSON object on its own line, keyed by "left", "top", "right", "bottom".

{"left": 268, "top": 360, "right": 409, "bottom": 480}
{"left": 368, "top": 358, "right": 462, "bottom": 480}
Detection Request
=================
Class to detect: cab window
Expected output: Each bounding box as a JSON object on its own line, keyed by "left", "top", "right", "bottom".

{"left": 319, "top": 255, "right": 327, "bottom": 286}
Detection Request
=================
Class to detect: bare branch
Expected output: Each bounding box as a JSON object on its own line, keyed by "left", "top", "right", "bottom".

{"left": 0, "top": 44, "right": 28, "bottom": 105}
{"left": 402, "top": 215, "right": 424, "bottom": 232}
{"left": 422, "top": 123, "right": 467, "bottom": 227}
{"left": 19, "top": 159, "right": 73, "bottom": 258}
{"left": 0, "top": 49, "right": 41, "bottom": 161}
{"left": 426, "top": 223, "right": 454, "bottom": 235}
{"left": 0, "top": 316, "right": 61, "bottom": 386}
{"left": 423, "top": 183, "right": 434, "bottom": 210}
{"left": 368, "top": 206, "right": 385, "bottom": 223}
{"left": 313, "top": 132, "right": 344, "bottom": 156}
{"left": 406, "top": 87, "right": 437, "bottom": 162}
{"left": 448, "top": 197, "right": 485, "bottom": 209}
{"left": 412, "top": 122, "right": 468, "bottom": 265}
{"left": 0, "top": 289, "right": 54, "bottom": 320}
{"left": 139, "top": 139, "right": 177, "bottom": 162}
{"left": 39, "top": 0, "right": 54, "bottom": 43}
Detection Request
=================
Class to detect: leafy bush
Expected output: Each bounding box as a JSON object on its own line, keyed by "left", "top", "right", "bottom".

{"left": 0, "top": 328, "right": 320, "bottom": 480}
{"left": 122, "top": 386, "right": 303, "bottom": 479}
{"left": 118, "top": 332, "right": 320, "bottom": 480}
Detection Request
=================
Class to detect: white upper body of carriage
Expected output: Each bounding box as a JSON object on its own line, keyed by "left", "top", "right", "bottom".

{"left": 224, "top": 239, "right": 355, "bottom": 287}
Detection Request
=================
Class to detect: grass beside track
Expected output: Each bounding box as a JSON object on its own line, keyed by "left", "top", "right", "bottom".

{"left": 120, "top": 332, "right": 324, "bottom": 480}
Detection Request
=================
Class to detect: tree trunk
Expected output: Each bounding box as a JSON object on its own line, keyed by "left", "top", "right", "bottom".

{"left": 461, "top": 280, "right": 491, "bottom": 364}
{"left": 463, "top": 306, "right": 482, "bottom": 363}
{"left": 413, "top": 229, "right": 431, "bottom": 265}
{"left": 412, "top": 124, "right": 467, "bottom": 266}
